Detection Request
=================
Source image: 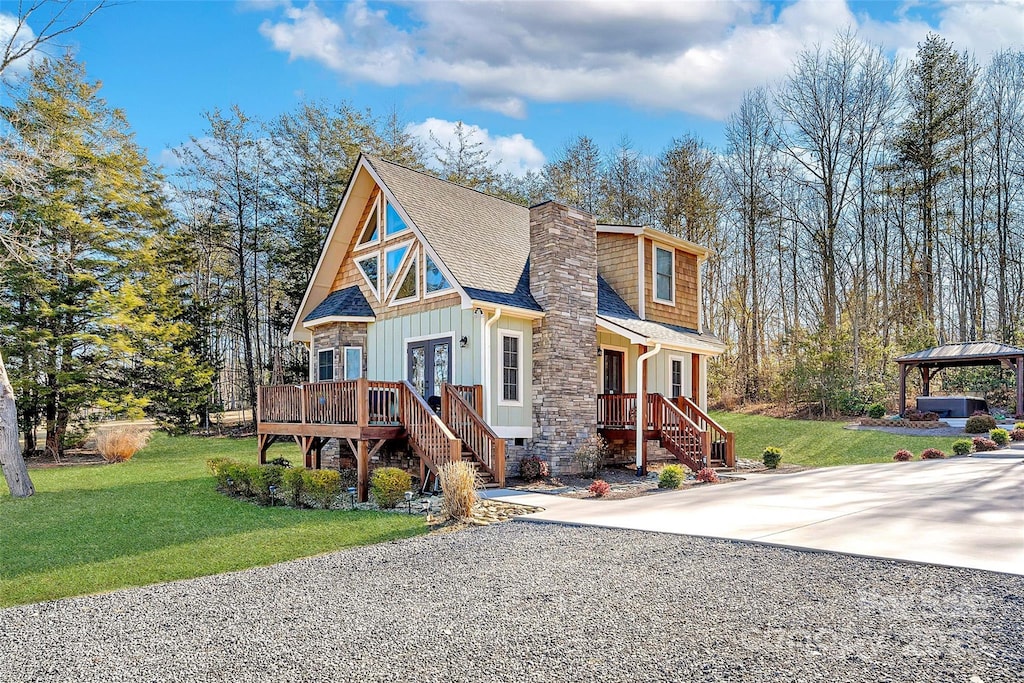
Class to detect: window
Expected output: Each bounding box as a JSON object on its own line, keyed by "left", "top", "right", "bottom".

{"left": 654, "top": 245, "right": 674, "bottom": 304}
{"left": 344, "top": 347, "right": 363, "bottom": 380}
{"left": 355, "top": 253, "right": 379, "bottom": 298}
{"left": 670, "top": 357, "right": 684, "bottom": 398}
{"left": 384, "top": 242, "right": 410, "bottom": 293}
{"left": 317, "top": 349, "right": 335, "bottom": 381}
{"left": 357, "top": 202, "right": 379, "bottom": 246}
{"left": 500, "top": 332, "right": 521, "bottom": 404}
{"left": 424, "top": 254, "right": 452, "bottom": 294}
{"left": 385, "top": 201, "right": 408, "bottom": 236}
{"left": 393, "top": 257, "right": 418, "bottom": 303}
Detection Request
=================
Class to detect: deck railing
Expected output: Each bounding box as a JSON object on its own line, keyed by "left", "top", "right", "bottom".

{"left": 674, "top": 395, "right": 735, "bottom": 467}
{"left": 442, "top": 383, "right": 505, "bottom": 486}
{"left": 258, "top": 379, "right": 405, "bottom": 427}
{"left": 653, "top": 394, "right": 707, "bottom": 472}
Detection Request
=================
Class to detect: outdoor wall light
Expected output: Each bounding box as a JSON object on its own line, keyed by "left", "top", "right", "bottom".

{"left": 459, "top": 336, "right": 469, "bottom": 348}
{"left": 473, "top": 307, "right": 483, "bottom": 316}
{"left": 597, "top": 348, "right": 603, "bottom": 357}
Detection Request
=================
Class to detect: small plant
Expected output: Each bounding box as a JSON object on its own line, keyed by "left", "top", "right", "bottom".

{"left": 438, "top": 460, "right": 478, "bottom": 521}
{"left": 920, "top": 448, "right": 946, "bottom": 460}
{"left": 972, "top": 437, "right": 999, "bottom": 452}
{"left": 866, "top": 403, "right": 886, "bottom": 419}
{"left": 306, "top": 469, "right": 343, "bottom": 509}
{"left": 990, "top": 428, "right": 1009, "bottom": 446}
{"left": 762, "top": 446, "right": 783, "bottom": 469}
{"left": 893, "top": 449, "right": 913, "bottom": 462}
{"left": 965, "top": 414, "right": 997, "bottom": 433}
{"left": 573, "top": 436, "right": 611, "bottom": 477}
{"left": 658, "top": 464, "right": 685, "bottom": 489}
{"left": 370, "top": 467, "right": 413, "bottom": 509}
{"left": 1010, "top": 429, "right": 1024, "bottom": 442}
{"left": 95, "top": 426, "right": 151, "bottom": 463}
{"left": 588, "top": 479, "right": 611, "bottom": 497}
{"left": 1015, "top": 422, "right": 1024, "bottom": 430}
{"left": 952, "top": 438, "right": 973, "bottom": 456}
{"left": 266, "top": 456, "right": 292, "bottom": 468}
{"left": 518, "top": 454, "right": 549, "bottom": 481}
{"left": 282, "top": 467, "right": 307, "bottom": 507}
{"left": 696, "top": 467, "right": 719, "bottom": 483}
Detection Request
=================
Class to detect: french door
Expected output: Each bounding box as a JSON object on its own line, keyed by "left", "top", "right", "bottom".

{"left": 603, "top": 350, "right": 624, "bottom": 395}
{"left": 407, "top": 337, "right": 452, "bottom": 400}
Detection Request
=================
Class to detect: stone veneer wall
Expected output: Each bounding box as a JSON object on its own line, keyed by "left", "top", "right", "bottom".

{"left": 528, "top": 201, "right": 598, "bottom": 475}
{"left": 310, "top": 322, "right": 368, "bottom": 380}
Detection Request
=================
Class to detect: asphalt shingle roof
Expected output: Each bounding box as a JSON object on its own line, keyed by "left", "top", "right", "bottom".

{"left": 304, "top": 286, "right": 374, "bottom": 322}
{"left": 896, "top": 341, "right": 1024, "bottom": 363}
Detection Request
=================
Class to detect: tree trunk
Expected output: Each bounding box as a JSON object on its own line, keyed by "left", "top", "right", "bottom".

{"left": 0, "top": 350, "right": 34, "bottom": 497}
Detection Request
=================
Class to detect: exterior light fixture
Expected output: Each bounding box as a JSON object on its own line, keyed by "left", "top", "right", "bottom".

{"left": 268, "top": 484, "right": 277, "bottom": 505}
{"left": 473, "top": 307, "right": 484, "bottom": 316}
{"left": 459, "top": 336, "right": 469, "bottom": 348}
{"left": 347, "top": 486, "right": 357, "bottom": 509}
{"left": 404, "top": 490, "right": 414, "bottom": 514}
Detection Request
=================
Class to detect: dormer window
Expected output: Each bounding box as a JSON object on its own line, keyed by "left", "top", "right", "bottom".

{"left": 654, "top": 245, "right": 675, "bottom": 304}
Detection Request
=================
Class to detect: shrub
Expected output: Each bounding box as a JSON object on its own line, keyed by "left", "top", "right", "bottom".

{"left": 1015, "top": 422, "right": 1024, "bottom": 430}
{"left": 762, "top": 447, "right": 783, "bottom": 469}
{"left": 971, "top": 410, "right": 989, "bottom": 417}
{"left": 1010, "top": 429, "right": 1024, "bottom": 442}
{"left": 952, "top": 439, "right": 973, "bottom": 456}
{"left": 370, "top": 467, "right": 412, "bottom": 509}
{"left": 573, "top": 436, "right": 611, "bottom": 477}
{"left": 588, "top": 479, "right": 611, "bottom": 497}
{"left": 866, "top": 402, "right": 886, "bottom": 419}
{"left": 266, "top": 456, "right": 292, "bottom": 468}
{"left": 282, "top": 467, "right": 307, "bottom": 507}
{"left": 965, "top": 415, "right": 997, "bottom": 433}
{"left": 990, "top": 428, "right": 1009, "bottom": 446}
{"left": 519, "top": 455, "right": 549, "bottom": 481}
{"left": 920, "top": 448, "right": 946, "bottom": 460}
{"left": 306, "top": 469, "right": 343, "bottom": 509}
{"left": 95, "top": 426, "right": 151, "bottom": 463}
{"left": 972, "top": 437, "right": 999, "bottom": 452}
{"left": 253, "top": 465, "right": 285, "bottom": 504}
{"left": 207, "top": 457, "right": 235, "bottom": 489}
{"left": 658, "top": 464, "right": 685, "bottom": 489}
{"left": 438, "top": 460, "right": 478, "bottom": 521}
{"left": 893, "top": 449, "right": 913, "bottom": 462}
{"left": 696, "top": 467, "right": 719, "bottom": 483}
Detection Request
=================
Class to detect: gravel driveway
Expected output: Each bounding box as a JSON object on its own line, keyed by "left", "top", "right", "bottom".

{"left": 2, "top": 523, "right": 1021, "bottom": 682}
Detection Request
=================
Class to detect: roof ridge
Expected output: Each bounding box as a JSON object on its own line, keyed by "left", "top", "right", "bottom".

{"left": 363, "top": 154, "right": 531, "bottom": 211}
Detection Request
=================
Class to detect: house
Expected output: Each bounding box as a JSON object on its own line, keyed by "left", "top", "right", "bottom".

{"left": 258, "top": 154, "right": 731, "bottom": 501}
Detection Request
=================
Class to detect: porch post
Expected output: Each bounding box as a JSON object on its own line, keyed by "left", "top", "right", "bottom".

{"left": 898, "top": 363, "right": 907, "bottom": 416}
{"left": 1016, "top": 356, "right": 1023, "bottom": 419}
{"left": 356, "top": 439, "right": 369, "bottom": 503}
{"left": 691, "top": 354, "right": 700, "bottom": 403}
{"left": 921, "top": 367, "right": 931, "bottom": 397}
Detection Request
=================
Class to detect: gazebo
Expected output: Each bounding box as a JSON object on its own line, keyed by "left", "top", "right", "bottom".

{"left": 895, "top": 341, "right": 1024, "bottom": 418}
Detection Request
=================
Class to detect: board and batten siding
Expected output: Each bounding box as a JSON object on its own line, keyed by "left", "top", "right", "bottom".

{"left": 489, "top": 317, "right": 533, "bottom": 430}
{"left": 366, "top": 306, "right": 479, "bottom": 385}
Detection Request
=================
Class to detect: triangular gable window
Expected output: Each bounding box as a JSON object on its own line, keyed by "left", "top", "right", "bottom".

{"left": 385, "top": 201, "right": 408, "bottom": 237}
{"left": 355, "top": 253, "right": 379, "bottom": 299}
{"left": 393, "top": 256, "right": 418, "bottom": 303}
{"left": 384, "top": 242, "right": 410, "bottom": 293}
{"left": 424, "top": 254, "right": 452, "bottom": 294}
{"left": 358, "top": 202, "right": 379, "bottom": 246}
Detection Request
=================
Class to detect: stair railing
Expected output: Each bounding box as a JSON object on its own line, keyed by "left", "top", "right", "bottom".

{"left": 398, "top": 381, "right": 462, "bottom": 476}
{"left": 441, "top": 383, "right": 505, "bottom": 486}
{"left": 673, "top": 395, "right": 735, "bottom": 467}
{"left": 653, "top": 393, "right": 707, "bottom": 472}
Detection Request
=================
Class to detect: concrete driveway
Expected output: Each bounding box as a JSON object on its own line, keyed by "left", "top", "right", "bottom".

{"left": 488, "top": 453, "right": 1024, "bottom": 575}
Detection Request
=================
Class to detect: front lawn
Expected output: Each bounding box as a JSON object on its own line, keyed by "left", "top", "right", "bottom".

{"left": 0, "top": 434, "right": 425, "bottom": 607}
{"left": 710, "top": 411, "right": 964, "bottom": 467}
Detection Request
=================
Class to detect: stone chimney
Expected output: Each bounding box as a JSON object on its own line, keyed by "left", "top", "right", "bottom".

{"left": 528, "top": 201, "right": 598, "bottom": 473}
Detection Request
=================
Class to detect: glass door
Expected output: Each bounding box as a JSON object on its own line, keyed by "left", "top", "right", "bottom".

{"left": 407, "top": 337, "right": 452, "bottom": 401}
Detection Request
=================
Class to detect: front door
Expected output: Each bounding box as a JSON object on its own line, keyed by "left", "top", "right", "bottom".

{"left": 603, "top": 350, "right": 624, "bottom": 394}
{"left": 407, "top": 337, "right": 452, "bottom": 401}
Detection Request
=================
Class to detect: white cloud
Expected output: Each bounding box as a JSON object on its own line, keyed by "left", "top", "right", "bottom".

{"left": 255, "top": 0, "right": 1024, "bottom": 121}
{"left": 405, "top": 117, "right": 546, "bottom": 175}
{"left": 0, "top": 12, "right": 41, "bottom": 77}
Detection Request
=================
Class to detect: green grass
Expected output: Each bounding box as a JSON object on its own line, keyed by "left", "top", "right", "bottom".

{"left": 711, "top": 411, "right": 965, "bottom": 467}
{"left": 0, "top": 434, "right": 425, "bottom": 607}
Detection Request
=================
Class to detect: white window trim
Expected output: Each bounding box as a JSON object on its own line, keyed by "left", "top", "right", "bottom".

{"left": 343, "top": 346, "right": 363, "bottom": 380}
{"left": 389, "top": 253, "right": 420, "bottom": 306}
{"left": 653, "top": 244, "right": 675, "bottom": 305}
{"left": 668, "top": 354, "right": 686, "bottom": 399}
{"left": 353, "top": 195, "right": 381, "bottom": 252}
{"left": 599, "top": 344, "right": 630, "bottom": 394}
{"left": 382, "top": 239, "right": 415, "bottom": 299}
{"left": 498, "top": 329, "right": 524, "bottom": 406}
{"left": 383, "top": 198, "right": 412, "bottom": 238}
{"left": 423, "top": 252, "right": 454, "bottom": 299}
{"left": 317, "top": 347, "right": 336, "bottom": 382}
{"left": 354, "top": 252, "right": 380, "bottom": 300}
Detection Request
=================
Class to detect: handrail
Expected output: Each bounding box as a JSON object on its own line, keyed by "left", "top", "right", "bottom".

{"left": 398, "top": 380, "right": 462, "bottom": 475}
{"left": 448, "top": 384, "right": 483, "bottom": 414}
{"left": 674, "top": 395, "right": 735, "bottom": 467}
{"left": 654, "top": 393, "right": 706, "bottom": 472}
{"left": 442, "top": 383, "right": 505, "bottom": 486}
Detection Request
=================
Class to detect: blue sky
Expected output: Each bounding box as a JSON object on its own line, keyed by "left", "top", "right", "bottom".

{"left": 7, "top": 0, "right": 1024, "bottom": 175}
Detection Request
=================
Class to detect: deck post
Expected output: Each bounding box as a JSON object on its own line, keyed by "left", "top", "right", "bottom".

{"left": 495, "top": 438, "right": 506, "bottom": 487}
{"left": 920, "top": 367, "right": 930, "bottom": 397}
{"left": 700, "top": 431, "right": 711, "bottom": 468}
{"left": 356, "top": 377, "right": 369, "bottom": 427}
{"left": 473, "top": 385, "right": 484, "bottom": 415}
{"left": 356, "top": 439, "right": 369, "bottom": 503}
{"left": 898, "top": 363, "right": 908, "bottom": 416}
{"left": 1017, "top": 356, "right": 1023, "bottom": 419}
{"left": 440, "top": 383, "right": 450, "bottom": 424}
{"left": 725, "top": 432, "right": 736, "bottom": 468}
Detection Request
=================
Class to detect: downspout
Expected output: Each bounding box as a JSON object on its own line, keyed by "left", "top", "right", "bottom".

{"left": 483, "top": 307, "right": 502, "bottom": 425}
{"left": 635, "top": 342, "right": 662, "bottom": 475}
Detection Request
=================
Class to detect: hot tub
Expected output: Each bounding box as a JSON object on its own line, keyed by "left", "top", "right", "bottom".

{"left": 915, "top": 396, "right": 988, "bottom": 418}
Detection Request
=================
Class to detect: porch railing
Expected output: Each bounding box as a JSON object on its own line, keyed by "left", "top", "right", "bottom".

{"left": 674, "top": 395, "right": 735, "bottom": 467}
{"left": 442, "top": 383, "right": 505, "bottom": 486}
{"left": 652, "top": 394, "right": 707, "bottom": 472}
{"left": 258, "top": 379, "right": 405, "bottom": 427}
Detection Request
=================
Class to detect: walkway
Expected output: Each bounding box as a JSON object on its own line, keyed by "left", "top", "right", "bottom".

{"left": 487, "top": 454, "right": 1024, "bottom": 575}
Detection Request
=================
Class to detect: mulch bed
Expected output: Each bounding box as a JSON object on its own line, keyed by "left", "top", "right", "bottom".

{"left": 508, "top": 464, "right": 743, "bottom": 500}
